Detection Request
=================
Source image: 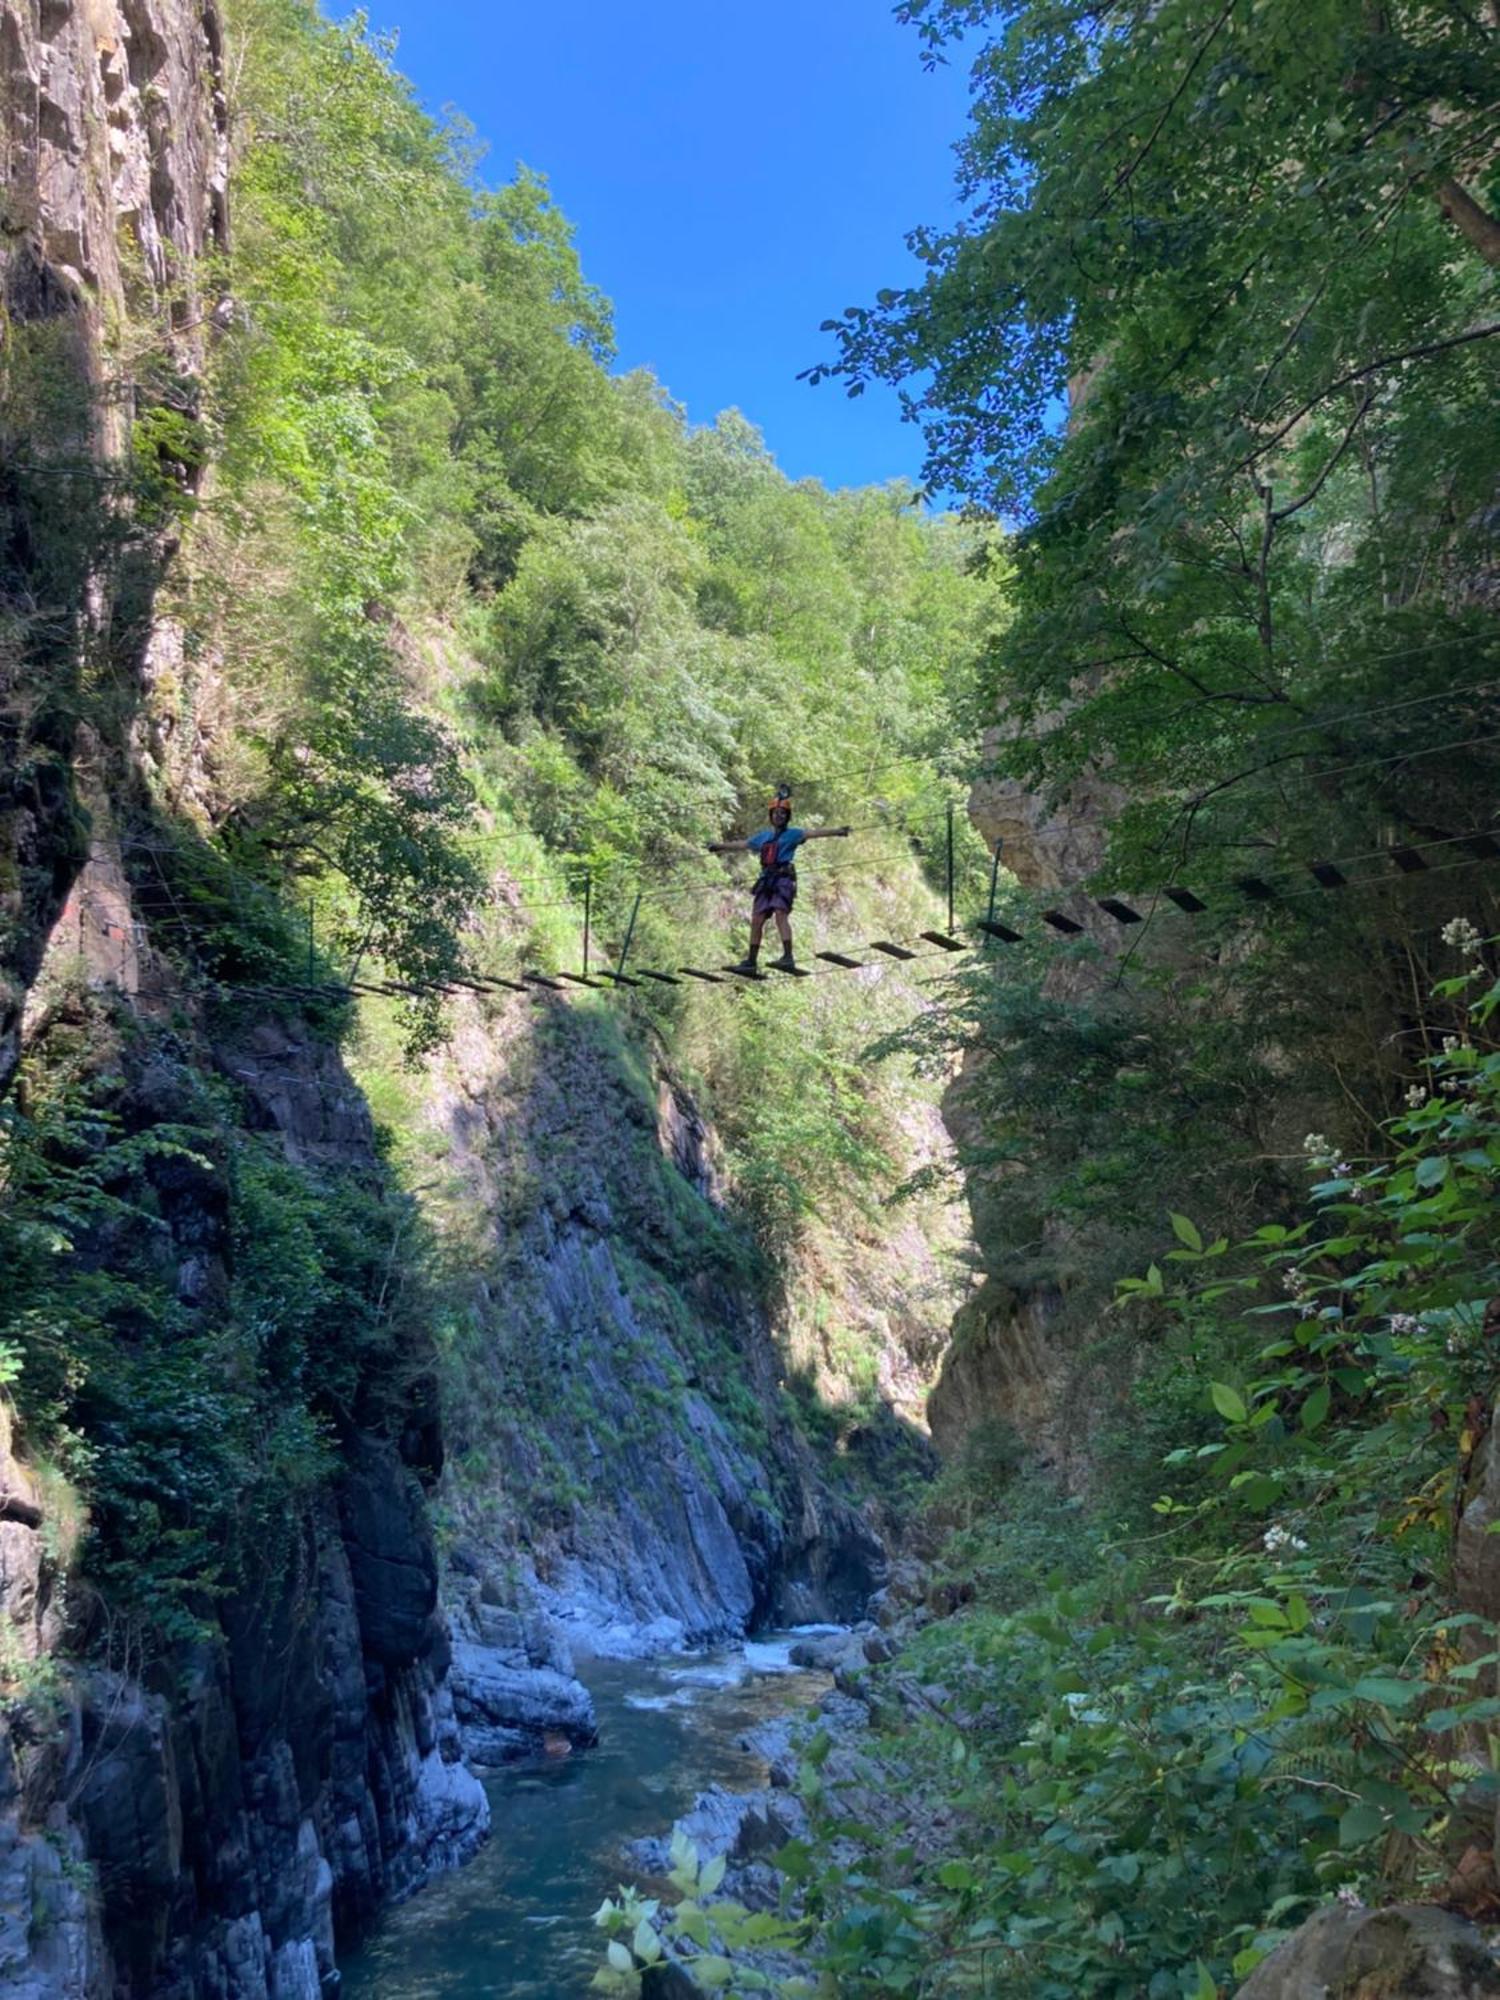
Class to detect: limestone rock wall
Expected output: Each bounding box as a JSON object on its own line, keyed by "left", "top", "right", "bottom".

{"left": 1, "top": 0, "right": 227, "bottom": 1093}
{"left": 424, "top": 1001, "right": 889, "bottom": 1669}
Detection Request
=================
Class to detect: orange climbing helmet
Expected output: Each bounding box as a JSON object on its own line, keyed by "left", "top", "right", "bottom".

{"left": 767, "top": 784, "right": 793, "bottom": 821}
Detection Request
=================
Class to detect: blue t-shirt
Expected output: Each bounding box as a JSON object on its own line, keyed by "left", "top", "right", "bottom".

{"left": 747, "top": 826, "right": 806, "bottom": 871}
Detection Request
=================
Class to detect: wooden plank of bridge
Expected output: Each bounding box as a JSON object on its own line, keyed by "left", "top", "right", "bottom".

{"left": 919, "top": 931, "right": 966, "bottom": 951}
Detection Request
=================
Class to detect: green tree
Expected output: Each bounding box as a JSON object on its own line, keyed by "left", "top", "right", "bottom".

{"left": 812, "top": 0, "right": 1500, "bottom": 886}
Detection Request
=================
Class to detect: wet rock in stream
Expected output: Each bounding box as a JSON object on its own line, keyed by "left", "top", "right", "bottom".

{"left": 448, "top": 1648, "right": 598, "bottom": 1766}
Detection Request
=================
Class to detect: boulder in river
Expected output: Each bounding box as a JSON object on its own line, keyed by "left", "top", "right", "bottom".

{"left": 788, "top": 1629, "right": 870, "bottom": 1675}
{"left": 447, "top": 1643, "right": 598, "bottom": 1767}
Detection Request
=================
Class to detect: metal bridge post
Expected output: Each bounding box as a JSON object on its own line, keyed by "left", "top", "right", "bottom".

{"left": 946, "top": 800, "right": 956, "bottom": 935}
{"left": 616, "top": 889, "right": 642, "bottom": 981}
{"left": 984, "top": 837, "right": 1003, "bottom": 948}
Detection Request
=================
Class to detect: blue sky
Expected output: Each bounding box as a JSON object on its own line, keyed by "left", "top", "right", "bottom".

{"left": 353, "top": 0, "right": 973, "bottom": 494}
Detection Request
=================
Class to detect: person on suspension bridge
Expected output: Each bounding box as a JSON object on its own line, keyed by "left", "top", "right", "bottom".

{"left": 707, "top": 787, "right": 851, "bottom": 974}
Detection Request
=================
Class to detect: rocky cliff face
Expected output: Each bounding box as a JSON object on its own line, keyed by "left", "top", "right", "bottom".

{"left": 421, "top": 1002, "right": 892, "bottom": 1680}
{"left": 0, "top": 7, "right": 936, "bottom": 1987}
{"left": 927, "top": 743, "right": 1123, "bottom": 1470}
{"left": 0, "top": 7, "right": 492, "bottom": 1990}
{"left": 1, "top": 925, "right": 489, "bottom": 1999}
{"left": 0, "top": 0, "right": 227, "bottom": 1096}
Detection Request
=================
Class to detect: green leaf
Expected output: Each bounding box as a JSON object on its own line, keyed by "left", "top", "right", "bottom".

{"left": 1338, "top": 1800, "right": 1386, "bottom": 1846}
{"left": 1170, "top": 1212, "right": 1203, "bottom": 1252}
{"left": 1352, "top": 1676, "right": 1421, "bottom": 1710}
{"left": 1210, "top": 1382, "right": 1248, "bottom": 1424}
{"left": 1246, "top": 1601, "right": 1289, "bottom": 1628}
{"left": 1300, "top": 1381, "right": 1331, "bottom": 1432}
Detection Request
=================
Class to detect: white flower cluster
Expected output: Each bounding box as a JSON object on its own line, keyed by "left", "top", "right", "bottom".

{"left": 1406, "top": 1085, "right": 1428, "bottom": 1109}
{"left": 1441, "top": 916, "right": 1484, "bottom": 956}
{"left": 1389, "top": 1312, "right": 1421, "bottom": 1336}
{"left": 1281, "top": 1266, "right": 1309, "bottom": 1298}
{"left": 1263, "top": 1524, "right": 1308, "bottom": 1554}
{"left": 1442, "top": 1034, "right": 1462, "bottom": 1055}
{"left": 1302, "top": 1133, "right": 1352, "bottom": 1174}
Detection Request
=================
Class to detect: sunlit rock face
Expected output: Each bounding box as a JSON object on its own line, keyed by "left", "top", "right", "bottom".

{"left": 1, "top": 0, "right": 227, "bottom": 1095}
{"left": 4, "top": 0, "right": 228, "bottom": 319}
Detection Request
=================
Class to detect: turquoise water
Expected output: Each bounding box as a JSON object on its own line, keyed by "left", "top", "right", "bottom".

{"left": 341, "top": 1637, "right": 829, "bottom": 2000}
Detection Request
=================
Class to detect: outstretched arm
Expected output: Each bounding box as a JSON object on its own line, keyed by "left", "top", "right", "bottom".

{"left": 802, "top": 826, "right": 852, "bottom": 841}
{"left": 706, "top": 839, "right": 750, "bottom": 854}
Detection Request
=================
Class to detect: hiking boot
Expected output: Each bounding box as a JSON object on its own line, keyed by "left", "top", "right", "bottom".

{"left": 771, "top": 951, "right": 798, "bottom": 972}
{"left": 729, "top": 957, "right": 761, "bottom": 976}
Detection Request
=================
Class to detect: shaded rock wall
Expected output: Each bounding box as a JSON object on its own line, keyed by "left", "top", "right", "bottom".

{"left": 2, "top": 921, "right": 489, "bottom": 1997}
{"left": 3, "top": 12, "right": 496, "bottom": 1986}
{"left": 1233, "top": 1902, "right": 1500, "bottom": 1998}
{"left": 928, "top": 744, "right": 1123, "bottom": 1469}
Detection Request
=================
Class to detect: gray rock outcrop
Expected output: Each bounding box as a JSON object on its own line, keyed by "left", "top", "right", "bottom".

{"left": 1234, "top": 1902, "right": 1500, "bottom": 1998}
{"left": 0, "top": 969, "right": 489, "bottom": 1994}
{"left": 430, "top": 1005, "right": 889, "bottom": 1657}
{"left": 0, "top": 0, "right": 228, "bottom": 1094}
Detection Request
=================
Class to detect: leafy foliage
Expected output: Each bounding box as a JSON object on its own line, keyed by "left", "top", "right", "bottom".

{"left": 626, "top": 938, "right": 1500, "bottom": 1996}
{"left": 0, "top": 1003, "right": 442, "bottom": 1644}
{"left": 812, "top": 0, "right": 1499, "bottom": 901}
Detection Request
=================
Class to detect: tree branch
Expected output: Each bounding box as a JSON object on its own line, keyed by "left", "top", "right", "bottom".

{"left": 1436, "top": 179, "right": 1500, "bottom": 266}
{"left": 1101, "top": 0, "right": 1239, "bottom": 212}
{"left": 1234, "top": 320, "right": 1500, "bottom": 473}
{"left": 1272, "top": 387, "right": 1377, "bottom": 523}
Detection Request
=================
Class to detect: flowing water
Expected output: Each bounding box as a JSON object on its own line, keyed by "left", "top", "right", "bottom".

{"left": 341, "top": 1632, "right": 835, "bottom": 2000}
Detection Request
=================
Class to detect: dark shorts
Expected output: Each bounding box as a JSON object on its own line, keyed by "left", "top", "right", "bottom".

{"left": 753, "top": 869, "right": 797, "bottom": 919}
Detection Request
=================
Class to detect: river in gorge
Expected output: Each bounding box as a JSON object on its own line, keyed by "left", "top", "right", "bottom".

{"left": 341, "top": 1632, "right": 836, "bottom": 1999}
